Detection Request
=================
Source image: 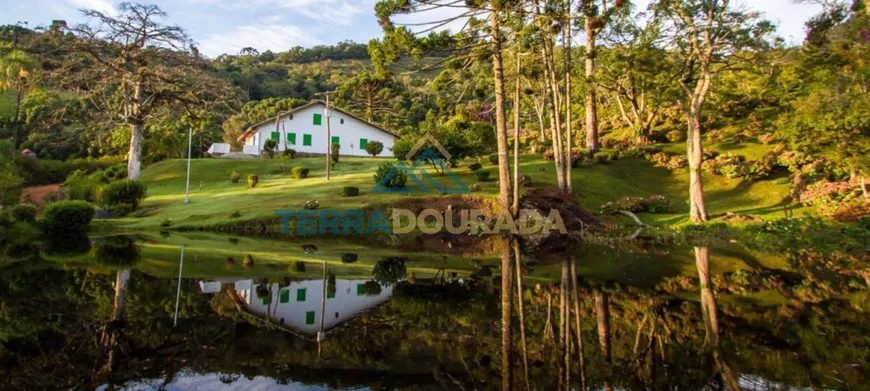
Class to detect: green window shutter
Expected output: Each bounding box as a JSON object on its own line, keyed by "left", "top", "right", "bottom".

{"left": 288, "top": 133, "right": 296, "bottom": 145}
{"left": 356, "top": 283, "right": 365, "bottom": 296}
{"left": 359, "top": 138, "right": 368, "bottom": 149}
{"left": 327, "top": 290, "right": 335, "bottom": 299}
{"left": 261, "top": 295, "right": 271, "bottom": 305}
{"left": 313, "top": 113, "right": 322, "bottom": 126}
{"left": 271, "top": 132, "right": 279, "bottom": 141}
{"left": 331, "top": 136, "right": 340, "bottom": 145}
{"left": 303, "top": 134, "right": 312, "bottom": 146}
{"left": 296, "top": 288, "right": 307, "bottom": 302}
{"left": 305, "top": 311, "right": 315, "bottom": 325}
{"left": 279, "top": 289, "right": 290, "bottom": 303}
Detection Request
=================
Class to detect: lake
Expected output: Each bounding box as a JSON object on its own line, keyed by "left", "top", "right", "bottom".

{"left": 0, "top": 232, "right": 867, "bottom": 390}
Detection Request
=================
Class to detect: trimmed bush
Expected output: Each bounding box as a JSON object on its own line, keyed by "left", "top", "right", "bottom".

{"left": 292, "top": 166, "right": 310, "bottom": 179}
{"left": 365, "top": 140, "right": 384, "bottom": 157}
{"left": 341, "top": 186, "right": 360, "bottom": 197}
{"left": 283, "top": 148, "right": 297, "bottom": 158}
{"left": 593, "top": 151, "right": 617, "bottom": 164}
{"left": 42, "top": 201, "right": 94, "bottom": 233}
{"left": 294, "top": 261, "right": 306, "bottom": 272}
{"left": 64, "top": 169, "right": 103, "bottom": 202}
{"left": 263, "top": 139, "right": 278, "bottom": 157}
{"left": 243, "top": 254, "right": 254, "bottom": 268}
{"left": 230, "top": 171, "right": 242, "bottom": 183}
{"left": 488, "top": 154, "right": 499, "bottom": 165}
{"left": 469, "top": 162, "right": 483, "bottom": 171}
{"left": 341, "top": 253, "right": 359, "bottom": 263}
{"left": 11, "top": 204, "right": 38, "bottom": 222}
{"left": 100, "top": 180, "right": 147, "bottom": 213}
{"left": 94, "top": 236, "right": 140, "bottom": 266}
{"left": 230, "top": 210, "right": 242, "bottom": 218}
{"left": 248, "top": 174, "right": 259, "bottom": 188}
{"left": 374, "top": 162, "right": 407, "bottom": 188}
{"left": 475, "top": 171, "right": 491, "bottom": 182}
{"left": 106, "top": 203, "right": 136, "bottom": 216}
{"left": 331, "top": 143, "right": 340, "bottom": 163}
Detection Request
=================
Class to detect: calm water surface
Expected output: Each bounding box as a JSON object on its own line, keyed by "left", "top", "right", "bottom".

{"left": 0, "top": 233, "right": 867, "bottom": 390}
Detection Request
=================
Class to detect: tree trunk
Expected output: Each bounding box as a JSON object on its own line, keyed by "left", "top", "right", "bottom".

{"left": 513, "top": 240, "right": 530, "bottom": 391}
{"left": 127, "top": 81, "right": 144, "bottom": 180}
{"left": 695, "top": 247, "right": 742, "bottom": 391}
{"left": 687, "top": 113, "right": 708, "bottom": 222}
{"left": 584, "top": 8, "right": 600, "bottom": 154}
{"left": 13, "top": 81, "right": 23, "bottom": 150}
{"left": 501, "top": 238, "right": 514, "bottom": 391}
{"left": 512, "top": 53, "right": 522, "bottom": 217}
{"left": 564, "top": 2, "right": 574, "bottom": 195}
{"left": 595, "top": 289, "right": 611, "bottom": 363}
{"left": 570, "top": 258, "right": 586, "bottom": 391}
{"left": 862, "top": 176, "right": 868, "bottom": 201}
{"left": 492, "top": 8, "right": 512, "bottom": 212}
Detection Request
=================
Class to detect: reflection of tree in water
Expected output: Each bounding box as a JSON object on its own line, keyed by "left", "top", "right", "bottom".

{"left": 695, "top": 246, "right": 741, "bottom": 391}
{"left": 93, "top": 236, "right": 141, "bottom": 267}
{"left": 372, "top": 257, "right": 407, "bottom": 287}
{"left": 1, "top": 242, "right": 869, "bottom": 390}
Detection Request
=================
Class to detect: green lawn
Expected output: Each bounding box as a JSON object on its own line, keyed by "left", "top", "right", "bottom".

{"left": 120, "top": 147, "right": 803, "bottom": 229}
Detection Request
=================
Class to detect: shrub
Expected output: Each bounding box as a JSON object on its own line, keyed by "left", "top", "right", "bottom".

{"left": 263, "top": 139, "right": 278, "bottom": 157}
{"left": 160, "top": 219, "right": 172, "bottom": 228}
{"left": 666, "top": 129, "right": 686, "bottom": 142}
{"left": 106, "top": 203, "right": 136, "bottom": 216}
{"left": 100, "top": 180, "right": 147, "bottom": 214}
{"left": 363, "top": 280, "right": 383, "bottom": 296}
{"left": 470, "top": 183, "right": 482, "bottom": 192}
{"left": 600, "top": 195, "right": 673, "bottom": 215}
{"left": 283, "top": 148, "right": 297, "bottom": 158}
{"left": 292, "top": 166, "right": 310, "bottom": 179}
{"left": 342, "top": 253, "right": 359, "bottom": 263}
{"left": 469, "top": 162, "right": 483, "bottom": 171}
{"left": 593, "top": 151, "right": 616, "bottom": 164}
{"left": 365, "top": 140, "right": 384, "bottom": 157}
{"left": 758, "top": 133, "right": 777, "bottom": 145}
{"left": 518, "top": 174, "right": 532, "bottom": 187}
{"left": 374, "top": 162, "right": 407, "bottom": 188}
{"left": 11, "top": 204, "right": 38, "bottom": 222}
{"left": 331, "top": 143, "right": 340, "bottom": 163}
{"left": 294, "top": 261, "right": 306, "bottom": 272}
{"left": 230, "top": 171, "right": 242, "bottom": 183}
{"left": 304, "top": 200, "right": 320, "bottom": 210}
{"left": 93, "top": 236, "right": 140, "bottom": 266}
{"left": 230, "top": 210, "right": 242, "bottom": 218}
{"left": 42, "top": 201, "right": 94, "bottom": 233}
{"left": 248, "top": 174, "right": 259, "bottom": 188}
{"left": 647, "top": 152, "right": 688, "bottom": 170}
{"left": 243, "top": 254, "right": 254, "bottom": 268}
{"left": 475, "top": 171, "right": 491, "bottom": 182}
{"left": 488, "top": 154, "right": 499, "bottom": 165}
{"left": 373, "top": 257, "right": 407, "bottom": 287}
{"left": 341, "top": 186, "right": 360, "bottom": 197}
{"left": 64, "top": 170, "right": 103, "bottom": 202}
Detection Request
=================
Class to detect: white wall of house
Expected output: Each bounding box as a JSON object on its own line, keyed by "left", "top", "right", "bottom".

{"left": 243, "top": 103, "right": 396, "bottom": 157}
{"left": 233, "top": 278, "right": 393, "bottom": 335}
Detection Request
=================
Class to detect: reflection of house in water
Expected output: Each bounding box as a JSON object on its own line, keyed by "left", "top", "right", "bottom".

{"left": 199, "top": 278, "right": 393, "bottom": 335}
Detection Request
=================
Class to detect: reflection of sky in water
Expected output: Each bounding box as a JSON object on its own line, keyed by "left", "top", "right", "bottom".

{"left": 96, "top": 371, "right": 368, "bottom": 390}
{"left": 200, "top": 278, "right": 392, "bottom": 335}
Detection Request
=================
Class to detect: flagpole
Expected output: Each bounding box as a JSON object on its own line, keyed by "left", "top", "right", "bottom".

{"left": 174, "top": 244, "right": 185, "bottom": 327}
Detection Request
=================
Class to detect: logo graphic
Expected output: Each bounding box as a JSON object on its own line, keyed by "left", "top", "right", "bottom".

{"left": 372, "top": 133, "right": 470, "bottom": 194}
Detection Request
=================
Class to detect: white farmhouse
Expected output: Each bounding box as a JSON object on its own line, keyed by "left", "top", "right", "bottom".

{"left": 237, "top": 100, "right": 398, "bottom": 157}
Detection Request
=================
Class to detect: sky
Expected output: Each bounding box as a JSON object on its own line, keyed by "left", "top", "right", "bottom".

{"left": 0, "top": 0, "right": 823, "bottom": 58}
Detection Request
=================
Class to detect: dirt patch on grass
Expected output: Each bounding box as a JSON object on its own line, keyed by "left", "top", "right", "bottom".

{"left": 20, "top": 184, "right": 63, "bottom": 206}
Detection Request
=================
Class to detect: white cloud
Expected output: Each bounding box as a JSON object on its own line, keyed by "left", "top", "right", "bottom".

{"left": 68, "top": 0, "right": 117, "bottom": 15}
{"left": 197, "top": 24, "right": 324, "bottom": 57}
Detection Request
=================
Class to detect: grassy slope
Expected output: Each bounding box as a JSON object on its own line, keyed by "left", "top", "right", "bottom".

{"left": 124, "top": 146, "right": 802, "bottom": 229}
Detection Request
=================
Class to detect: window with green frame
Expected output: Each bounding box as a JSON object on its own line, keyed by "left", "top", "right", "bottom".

{"left": 313, "top": 113, "right": 322, "bottom": 125}
{"left": 359, "top": 138, "right": 368, "bottom": 149}
{"left": 270, "top": 131, "right": 279, "bottom": 141}
{"left": 305, "top": 311, "right": 315, "bottom": 325}
{"left": 279, "top": 289, "right": 290, "bottom": 304}
{"left": 303, "top": 134, "right": 312, "bottom": 146}
{"left": 296, "top": 288, "right": 307, "bottom": 302}
{"left": 356, "top": 283, "right": 365, "bottom": 296}
{"left": 288, "top": 133, "right": 296, "bottom": 145}
{"left": 331, "top": 136, "right": 340, "bottom": 145}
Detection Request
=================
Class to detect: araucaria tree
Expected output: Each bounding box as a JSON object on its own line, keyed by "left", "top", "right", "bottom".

{"left": 59, "top": 3, "right": 233, "bottom": 179}
{"left": 657, "top": 0, "right": 772, "bottom": 222}
{"left": 373, "top": 0, "right": 520, "bottom": 212}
